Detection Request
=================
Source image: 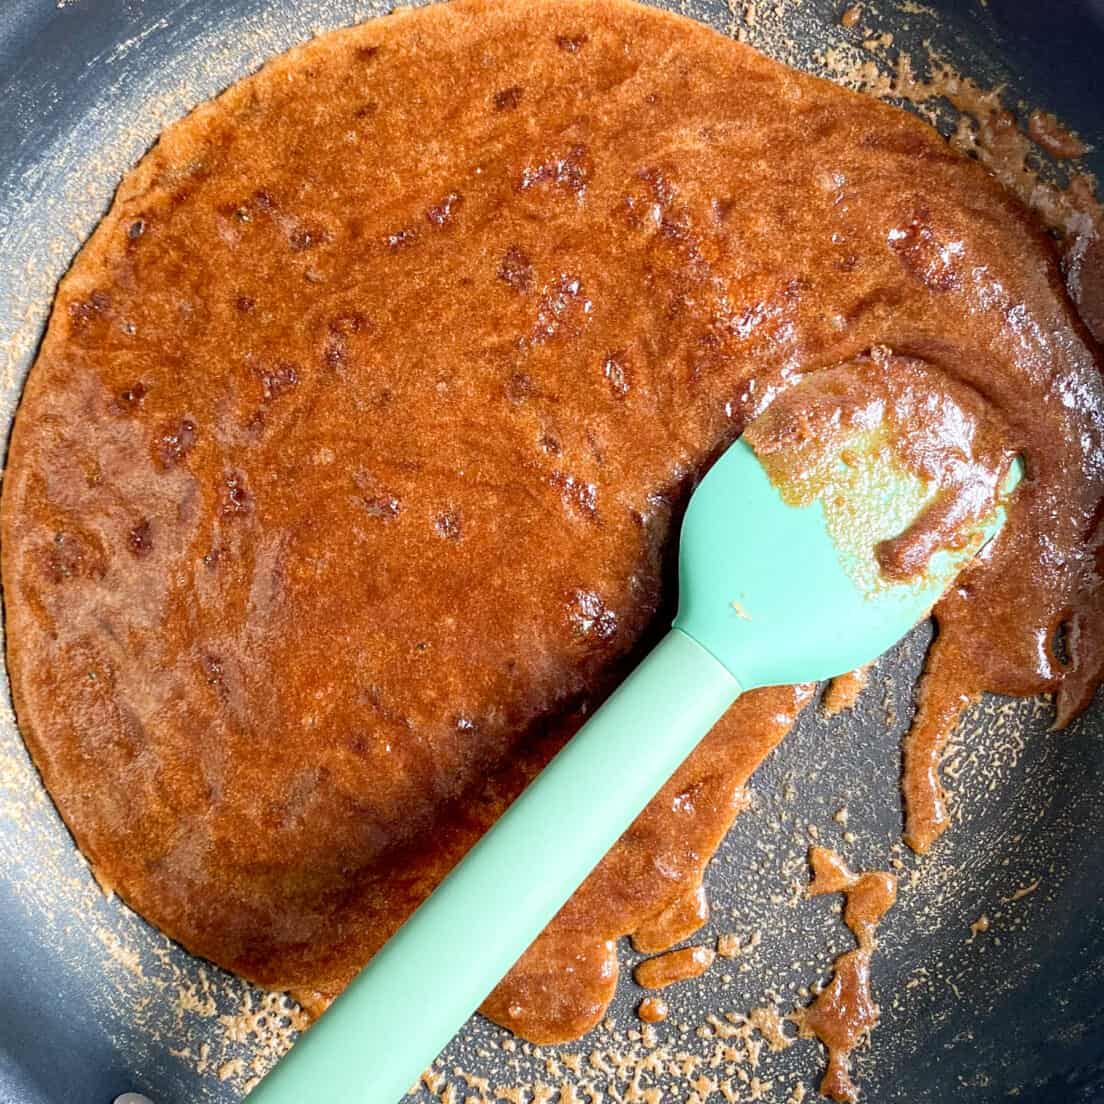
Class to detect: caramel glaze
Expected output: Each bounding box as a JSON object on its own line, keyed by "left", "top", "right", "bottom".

{"left": 633, "top": 945, "right": 716, "bottom": 990}
{"left": 2, "top": 0, "right": 1102, "bottom": 1045}
{"left": 798, "top": 848, "right": 898, "bottom": 1103}
{"left": 822, "top": 667, "right": 871, "bottom": 717}
{"left": 636, "top": 996, "right": 669, "bottom": 1023}
{"left": 631, "top": 882, "right": 709, "bottom": 954}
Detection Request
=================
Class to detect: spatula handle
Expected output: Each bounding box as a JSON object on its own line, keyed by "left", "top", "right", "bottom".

{"left": 248, "top": 627, "right": 740, "bottom": 1104}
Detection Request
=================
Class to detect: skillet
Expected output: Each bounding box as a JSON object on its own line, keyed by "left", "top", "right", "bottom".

{"left": 0, "top": 1, "right": 1102, "bottom": 1101}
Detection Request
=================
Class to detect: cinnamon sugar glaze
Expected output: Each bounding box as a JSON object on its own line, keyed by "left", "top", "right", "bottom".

{"left": 2, "top": 0, "right": 1101, "bottom": 1048}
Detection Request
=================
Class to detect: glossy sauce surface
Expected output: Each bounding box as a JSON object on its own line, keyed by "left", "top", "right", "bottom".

{"left": 631, "top": 882, "right": 709, "bottom": 954}
{"left": 633, "top": 944, "right": 716, "bottom": 990}
{"left": 2, "top": 0, "right": 1102, "bottom": 1047}
{"left": 636, "top": 995, "right": 669, "bottom": 1023}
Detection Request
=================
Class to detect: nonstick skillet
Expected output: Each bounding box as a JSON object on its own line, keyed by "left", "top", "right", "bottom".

{"left": 1, "top": 2, "right": 1102, "bottom": 1102}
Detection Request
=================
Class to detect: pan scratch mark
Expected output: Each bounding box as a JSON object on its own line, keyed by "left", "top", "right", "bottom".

{"left": 81, "top": 13, "right": 177, "bottom": 69}
{"left": 104, "top": 16, "right": 172, "bottom": 65}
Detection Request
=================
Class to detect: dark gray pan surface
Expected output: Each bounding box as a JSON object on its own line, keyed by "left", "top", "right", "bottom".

{"left": 1, "top": 2, "right": 1102, "bottom": 1102}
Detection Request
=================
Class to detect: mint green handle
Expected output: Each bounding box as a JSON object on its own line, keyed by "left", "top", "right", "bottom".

{"left": 248, "top": 628, "right": 739, "bottom": 1103}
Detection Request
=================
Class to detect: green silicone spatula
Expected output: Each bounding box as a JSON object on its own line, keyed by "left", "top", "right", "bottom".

{"left": 249, "top": 433, "right": 1020, "bottom": 1104}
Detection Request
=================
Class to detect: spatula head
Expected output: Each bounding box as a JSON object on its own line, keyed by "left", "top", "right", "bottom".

{"left": 673, "top": 437, "right": 1019, "bottom": 691}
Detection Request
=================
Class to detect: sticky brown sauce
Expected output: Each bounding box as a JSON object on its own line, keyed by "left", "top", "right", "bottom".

{"left": 1, "top": 0, "right": 1101, "bottom": 1065}
{"left": 796, "top": 848, "right": 898, "bottom": 1103}
{"left": 1026, "top": 110, "right": 1087, "bottom": 160}
{"left": 631, "top": 883, "right": 709, "bottom": 954}
{"left": 822, "top": 667, "right": 871, "bottom": 717}
{"left": 636, "top": 995, "right": 669, "bottom": 1023}
{"left": 634, "top": 945, "right": 716, "bottom": 990}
